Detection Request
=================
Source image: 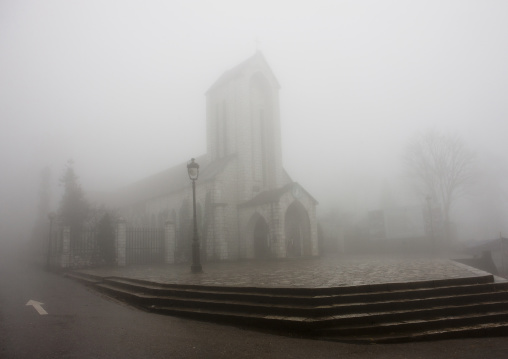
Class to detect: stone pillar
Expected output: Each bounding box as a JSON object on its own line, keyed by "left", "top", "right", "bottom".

{"left": 164, "top": 220, "right": 175, "bottom": 264}
{"left": 116, "top": 218, "right": 127, "bottom": 266}
{"left": 214, "top": 205, "right": 228, "bottom": 260}
{"left": 60, "top": 226, "right": 71, "bottom": 268}
{"left": 310, "top": 206, "right": 319, "bottom": 256}
{"left": 272, "top": 204, "right": 285, "bottom": 258}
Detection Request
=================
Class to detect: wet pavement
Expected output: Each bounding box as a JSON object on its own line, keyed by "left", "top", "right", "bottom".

{"left": 75, "top": 256, "right": 490, "bottom": 288}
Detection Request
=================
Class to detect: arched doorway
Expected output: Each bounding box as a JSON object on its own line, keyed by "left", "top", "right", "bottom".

{"left": 285, "top": 201, "right": 312, "bottom": 257}
{"left": 253, "top": 215, "right": 269, "bottom": 259}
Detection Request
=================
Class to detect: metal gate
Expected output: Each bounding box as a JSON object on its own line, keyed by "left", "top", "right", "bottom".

{"left": 126, "top": 227, "right": 164, "bottom": 265}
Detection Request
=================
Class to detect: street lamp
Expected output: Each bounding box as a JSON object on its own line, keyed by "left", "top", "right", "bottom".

{"left": 46, "top": 212, "right": 56, "bottom": 271}
{"left": 187, "top": 158, "right": 202, "bottom": 273}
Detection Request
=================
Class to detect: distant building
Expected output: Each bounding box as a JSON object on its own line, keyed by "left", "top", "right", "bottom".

{"left": 368, "top": 205, "right": 443, "bottom": 249}
{"left": 464, "top": 237, "right": 508, "bottom": 276}
{"left": 109, "top": 52, "right": 319, "bottom": 261}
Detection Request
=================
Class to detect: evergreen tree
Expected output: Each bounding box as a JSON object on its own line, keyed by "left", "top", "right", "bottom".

{"left": 58, "top": 160, "right": 89, "bottom": 239}
{"left": 31, "top": 166, "right": 52, "bottom": 253}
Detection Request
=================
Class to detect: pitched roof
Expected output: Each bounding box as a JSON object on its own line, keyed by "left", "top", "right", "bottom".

{"left": 239, "top": 182, "right": 318, "bottom": 208}
{"left": 206, "top": 51, "right": 280, "bottom": 94}
{"left": 110, "top": 155, "right": 234, "bottom": 207}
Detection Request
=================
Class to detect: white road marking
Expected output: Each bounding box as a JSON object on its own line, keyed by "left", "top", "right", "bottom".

{"left": 26, "top": 300, "right": 48, "bottom": 315}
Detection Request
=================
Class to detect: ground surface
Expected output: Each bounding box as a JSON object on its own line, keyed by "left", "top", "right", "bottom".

{"left": 77, "top": 255, "right": 489, "bottom": 288}
{"left": 2, "top": 243, "right": 508, "bottom": 359}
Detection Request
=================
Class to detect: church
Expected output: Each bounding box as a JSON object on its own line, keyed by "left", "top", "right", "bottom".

{"left": 112, "top": 52, "right": 319, "bottom": 261}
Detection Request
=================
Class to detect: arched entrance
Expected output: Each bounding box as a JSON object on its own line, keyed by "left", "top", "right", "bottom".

{"left": 285, "top": 201, "right": 312, "bottom": 257}
{"left": 253, "top": 215, "right": 269, "bottom": 259}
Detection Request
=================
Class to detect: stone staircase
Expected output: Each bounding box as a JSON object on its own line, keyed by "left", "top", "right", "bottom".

{"left": 66, "top": 271, "right": 508, "bottom": 343}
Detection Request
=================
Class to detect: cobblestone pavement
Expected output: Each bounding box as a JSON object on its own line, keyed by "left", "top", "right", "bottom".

{"left": 76, "top": 256, "right": 490, "bottom": 288}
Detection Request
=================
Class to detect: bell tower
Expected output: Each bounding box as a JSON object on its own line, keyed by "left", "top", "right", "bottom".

{"left": 206, "top": 52, "right": 283, "bottom": 201}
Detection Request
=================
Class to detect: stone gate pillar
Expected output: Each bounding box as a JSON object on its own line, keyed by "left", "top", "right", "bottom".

{"left": 214, "top": 204, "right": 228, "bottom": 260}
{"left": 116, "top": 218, "right": 127, "bottom": 266}
{"left": 60, "top": 226, "right": 71, "bottom": 268}
{"left": 309, "top": 206, "right": 319, "bottom": 256}
{"left": 164, "top": 220, "right": 175, "bottom": 264}
{"left": 272, "top": 204, "right": 285, "bottom": 258}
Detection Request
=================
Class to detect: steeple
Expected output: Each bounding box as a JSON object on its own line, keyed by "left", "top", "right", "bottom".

{"left": 206, "top": 52, "right": 284, "bottom": 200}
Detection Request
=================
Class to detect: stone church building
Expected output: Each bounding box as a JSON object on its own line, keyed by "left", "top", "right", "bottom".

{"left": 112, "top": 52, "right": 318, "bottom": 261}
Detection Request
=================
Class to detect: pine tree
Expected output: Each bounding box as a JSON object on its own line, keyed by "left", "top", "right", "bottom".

{"left": 58, "top": 160, "right": 89, "bottom": 240}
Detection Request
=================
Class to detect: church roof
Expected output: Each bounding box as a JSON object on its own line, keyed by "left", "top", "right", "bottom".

{"left": 239, "top": 182, "right": 318, "bottom": 207}
{"left": 206, "top": 51, "right": 280, "bottom": 94}
{"left": 110, "top": 155, "right": 234, "bottom": 208}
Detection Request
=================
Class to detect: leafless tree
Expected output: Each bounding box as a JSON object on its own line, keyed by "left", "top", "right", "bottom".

{"left": 403, "top": 130, "right": 475, "bottom": 227}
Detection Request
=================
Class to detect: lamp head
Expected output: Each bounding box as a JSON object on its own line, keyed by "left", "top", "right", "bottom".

{"left": 187, "top": 158, "right": 199, "bottom": 181}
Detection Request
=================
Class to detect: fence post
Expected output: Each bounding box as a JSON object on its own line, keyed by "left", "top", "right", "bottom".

{"left": 116, "top": 218, "right": 127, "bottom": 266}
{"left": 165, "top": 220, "right": 175, "bottom": 264}
{"left": 60, "top": 226, "right": 71, "bottom": 269}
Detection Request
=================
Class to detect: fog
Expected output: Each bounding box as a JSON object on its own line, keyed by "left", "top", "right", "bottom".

{"left": 2, "top": 1, "right": 508, "bottom": 245}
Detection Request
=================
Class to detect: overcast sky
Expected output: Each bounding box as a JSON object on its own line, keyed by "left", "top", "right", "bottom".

{"left": 2, "top": 1, "right": 508, "bottom": 240}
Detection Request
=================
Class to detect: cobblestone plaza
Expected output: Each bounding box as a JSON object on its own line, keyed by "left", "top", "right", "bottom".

{"left": 78, "top": 256, "right": 490, "bottom": 289}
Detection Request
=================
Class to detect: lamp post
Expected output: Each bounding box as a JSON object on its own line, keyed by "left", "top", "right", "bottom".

{"left": 46, "top": 212, "right": 56, "bottom": 271}
{"left": 187, "top": 158, "right": 202, "bottom": 273}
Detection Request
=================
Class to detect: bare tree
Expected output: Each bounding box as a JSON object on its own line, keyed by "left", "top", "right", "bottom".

{"left": 403, "top": 130, "right": 475, "bottom": 229}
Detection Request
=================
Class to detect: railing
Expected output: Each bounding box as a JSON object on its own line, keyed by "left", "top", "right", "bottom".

{"left": 126, "top": 227, "right": 164, "bottom": 265}
{"left": 71, "top": 229, "right": 101, "bottom": 267}
{"left": 48, "top": 228, "right": 62, "bottom": 268}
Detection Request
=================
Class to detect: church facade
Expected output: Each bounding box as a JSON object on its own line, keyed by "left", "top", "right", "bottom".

{"left": 113, "top": 52, "right": 319, "bottom": 261}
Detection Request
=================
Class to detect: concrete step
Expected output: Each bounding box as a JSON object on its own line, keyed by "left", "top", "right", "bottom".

{"left": 146, "top": 305, "right": 508, "bottom": 343}
{"left": 95, "top": 281, "right": 508, "bottom": 327}
{"left": 96, "top": 279, "right": 508, "bottom": 319}
{"left": 335, "top": 322, "right": 508, "bottom": 344}
{"left": 101, "top": 276, "right": 508, "bottom": 307}
{"left": 64, "top": 271, "right": 104, "bottom": 285}
{"left": 102, "top": 278, "right": 321, "bottom": 305}
{"left": 68, "top": 271, "right": 508, "bottom": 342}
{"left": 318, "top": 310, "right": 508, "bottom": 336}
{"left": 314, "top": 301, "right": 508, "bottom": 329}
{"left": 148, "top": 304, "right": 313, "bottom": 331}
{"left": 95, "top": 283, "right": 318, "bottom": 316}
{"left": 324, "top": 291, "right": 508, "bottom": 315}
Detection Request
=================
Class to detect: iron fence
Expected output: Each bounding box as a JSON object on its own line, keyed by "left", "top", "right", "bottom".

{"left": 126, "top": 227, "right": 164, "bottom": 265}
{"left": 48, "top": 227, "right": 62, "bottom": 268}
{"left": 71, "top": 229, "right": 101, "bottom": 267}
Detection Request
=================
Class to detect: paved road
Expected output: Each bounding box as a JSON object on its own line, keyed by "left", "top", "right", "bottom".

{"left": 2, "top": 243, "right": 508, "bottom": 358}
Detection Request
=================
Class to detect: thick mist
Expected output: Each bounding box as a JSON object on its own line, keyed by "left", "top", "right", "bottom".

{"left": 1, "top": 0, "right": 508, "bottom": 246}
